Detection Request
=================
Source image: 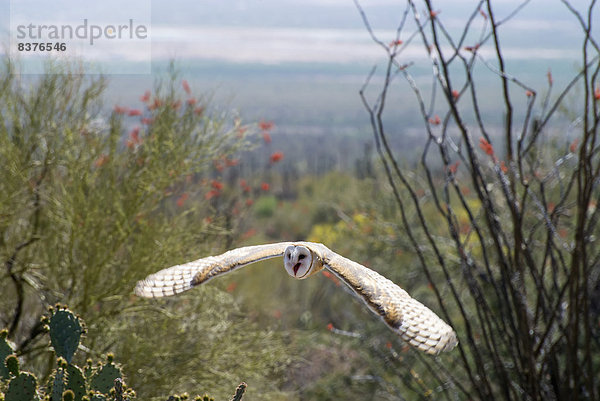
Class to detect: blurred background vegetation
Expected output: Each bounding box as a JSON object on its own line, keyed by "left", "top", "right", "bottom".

{"left": 2, "top": 0, "right": 600, "bottom": 400}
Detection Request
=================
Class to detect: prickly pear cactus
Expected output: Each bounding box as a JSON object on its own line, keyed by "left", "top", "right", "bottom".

{"left": 4, "top": 371, "right": 38, "bottom": 401}
{"left": 65, "top": 364, "right": 86, "bottom": 401}
{"left": 50, "top": 365, "right": 65, "bottom": 401}
{"left": 4, "top": 355, "right": 19, "bottom": 377}
{"left": 231, "top": 382, "right": 247, "bottom": 401}
{"left": 89, "top": 392, "right": 107, "bottom": 401}
{"left": 194, "top": 395, "right": 214, "bottom": 401}
{"left": 62, "top": 389, "right": 75, "bottom": 401}
{"left": 48, "top": 307, "right": 83, "bottom": 363}
{"left": 0, "top": 330, "right": 13, "bottom": 380}
{"left": 90, "top": 355, "right": 122, "bottom": 395}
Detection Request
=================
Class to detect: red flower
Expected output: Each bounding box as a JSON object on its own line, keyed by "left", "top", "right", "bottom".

{"left": 261, "top": 182, "right": 270, "bottom": 191}
{"left": 211, "top": 180, "right": 224, "bottom": 190}
{"left": 213, "top": 160, "right": 224, "bottom": 172}
{"left": 570, "top": 138, "right": 579, "bottom": 153}
{"left": 326, "top": 323, "right": 334, "bottom": 331}
{"left": 225, "top": 157, "right": 239, "bottom": 167}
{"left": 448, "top": 161, "right": 460, "bottom": 174}
{"left": 128, "top": 109, "right": 142, "bottom": 116}
{"left": 186, "top": 98, "right": 197, "bottom": 106}
{"left": 182, "top": 79, "right": 191, "bottom": 95}
{"left": 270, "top": 151, "right": 284, "bottom": 163}
{"left": 194, "top": 106, "right": 205, "bottom": 115}
{"left": 262, "top": 132, "right": 272, "bottom": 144}
{"left": 389, "top": 39, "right": 403, "bottom": 47}
{"left": 241, "top": 228, "right": 257, "bottom": 240}
{"left": 226, "top": 282, "right": 237, "bottom": 293}
{"left": 464, "top": 44, "right": 480, "bottom": 52}
{"left": 595, "top": 87, "right": 600, "bottom": 100}
{"left": 245, "top": 199, "right": 254, "bottom": 206}
{"left": 94, "top": 154, "right": 109, "bottom": 167}
{"left": 151, "top": 98, "right": 162, "bottom": 109}
{"left": 259, "top": 120, "right": 274, "bottom": 131}
{"left": 430, "top": 10, "right": 440, "bottom": 18}
{"left": 140, "top": 90, "right": 151, "bottom": 103}
{"left": 171, "top": 100, "right": 181, "bottom": 110}
{"left": 176, "top": 193, "right": 189, "bottom": 208}
{"left": 429, "top": 115, "right": 441, "bottom": 125}
{"left": 130, "top": 127, "right": 140, "bottom": 143}
{"left": 525, "top": 90, "right": 534, "bottom": 97}
{"left": 479, "top": 137, "right": 494, "bottom": 156}
{"left": 322, "top": 270, "right": 340, "bottom": 286}
{"left": 240, "top": 179, "right": 247, "bottom": 188}
{"left": 452, "top": 89, "right": 460, "bottom": 100}
{"left": 547, "top": 69, "right": 553, "bottom": 86}
{"left": 205, "top": 189, "right": 220, "bottom": 200}
{"left": 141, "top": 117, "right": 154, "bottom": 125}
{"left": 500, "top": 160, "right": 508, "bottom": 173}
{"left": 114, "top": 105, "right": 128, "bottom": 114}
{"left": 386, "top": 342, "right": 392, "bottom": 349}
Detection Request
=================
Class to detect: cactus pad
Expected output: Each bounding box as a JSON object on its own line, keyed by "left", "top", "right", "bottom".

{"left": 49, "top": 309, "right": 82, "bottom": 363}
{"left": 90, "top": 361, "right": 121, "bottom": 395}
{"left": 62, "top": 389, "right": 75, "bottom": 401}
{"left": 0, "top": 330, "right": 14, "bottom": 380}
{"left": 5, "top": 355, "right": 19, "bottom": 377}
{"left": 65, "top": 364, "right": 86, "bottom": 401}
{"left": 4, "top": 372, "right": 38, "bottom": 401}
{"left": 50, "top": 367, "right": 65, "bottom": 401}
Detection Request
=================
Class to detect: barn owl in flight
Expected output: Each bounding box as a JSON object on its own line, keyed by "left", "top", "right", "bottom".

{"left": 135, "top": 241, "right": 458, "bottom": 354}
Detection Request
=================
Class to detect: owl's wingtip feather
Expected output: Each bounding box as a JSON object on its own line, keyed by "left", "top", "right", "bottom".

{"left": 133, "top": 279, "right": 158, "bottom": 298}
{"left": 426, "top": 328, "right": 458, "bottom": 355}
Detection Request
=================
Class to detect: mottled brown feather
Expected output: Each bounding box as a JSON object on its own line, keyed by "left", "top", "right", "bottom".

{"left": 134, "top": 242, "right": 293, "bottom": 297}
{"left": 322, "top": 250, "right": 457, "bottom": 354}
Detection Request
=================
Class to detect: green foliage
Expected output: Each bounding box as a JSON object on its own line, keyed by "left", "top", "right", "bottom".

{"left": 253, "top": 195, "right": 278, "bottom": 218}
{"left": 1, "top": 306, "right": 245, "bottom": 401}
{"left": 0, "top": 58, "right": 298, "bottom": 399}
{"left": 116, "top": 287, "right": 293, "bottom": 401}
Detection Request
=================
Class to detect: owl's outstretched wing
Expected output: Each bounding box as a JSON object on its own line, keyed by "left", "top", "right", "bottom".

{"left": 134, "top": 242, "right": 293, "bottom": 298}
{"left": 323, "top": 250, "right": 458, "bottom": 354}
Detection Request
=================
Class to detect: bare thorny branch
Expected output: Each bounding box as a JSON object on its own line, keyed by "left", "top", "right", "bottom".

{"left": 356, "top": 0, "right": 600, "bottom": 400}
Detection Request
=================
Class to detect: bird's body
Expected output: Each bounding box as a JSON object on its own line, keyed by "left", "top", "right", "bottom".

{"left": 135, "top": 241, "right": 458, "bottom": 354}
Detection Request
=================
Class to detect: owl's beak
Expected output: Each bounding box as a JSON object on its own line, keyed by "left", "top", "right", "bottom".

{"left": 293, "top": 262, "right": 302, "bottom": 276}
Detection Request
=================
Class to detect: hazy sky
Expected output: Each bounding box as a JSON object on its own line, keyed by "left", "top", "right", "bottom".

{"left": 1, "top": 1, "right": 592, "bottom": 65}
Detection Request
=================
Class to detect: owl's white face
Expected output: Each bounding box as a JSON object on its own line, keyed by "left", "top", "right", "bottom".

{"left": 284, "top": 245, "right": 316, "bottom": 279}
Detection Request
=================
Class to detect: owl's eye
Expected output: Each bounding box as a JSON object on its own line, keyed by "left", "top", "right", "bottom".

{"left": 298, "top": 254, "right": 306, "bottom": 260}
